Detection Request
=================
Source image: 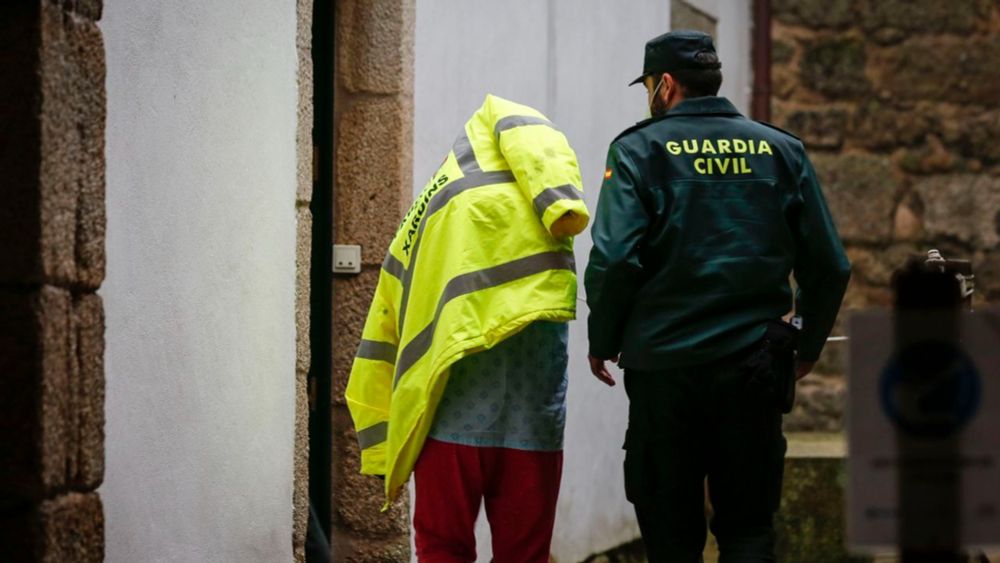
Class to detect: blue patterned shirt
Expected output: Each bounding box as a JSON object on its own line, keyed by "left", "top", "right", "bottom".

{"left": 428, "top": 321, "right": 569, "bottom": 451}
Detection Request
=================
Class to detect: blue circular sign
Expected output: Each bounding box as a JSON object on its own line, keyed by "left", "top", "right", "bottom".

{"left": 879, "top": 340, "right": 981, "bottom": 439}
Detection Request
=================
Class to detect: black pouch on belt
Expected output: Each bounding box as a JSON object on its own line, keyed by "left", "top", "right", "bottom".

{"left": 741, "top": 319, "right": 799, "bottom": 413}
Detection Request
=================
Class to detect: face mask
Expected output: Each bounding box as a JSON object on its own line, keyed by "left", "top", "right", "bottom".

{"left": 646, "top": 77, "right": 666, "bottom": 119}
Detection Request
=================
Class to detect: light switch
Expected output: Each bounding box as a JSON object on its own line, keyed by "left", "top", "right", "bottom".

{"left": 332, "top": 244, "right": 362, "bottom": 274}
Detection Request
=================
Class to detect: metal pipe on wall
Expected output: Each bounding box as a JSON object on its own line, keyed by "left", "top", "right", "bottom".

{"left": 751, "top": 0, "right": 771, "bottom": 122}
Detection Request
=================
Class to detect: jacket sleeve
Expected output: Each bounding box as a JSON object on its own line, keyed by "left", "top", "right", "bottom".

{"left": 344, "top": 269, "right": 400, "bottom": 475}
{"left": 792, "top": 155, "right": 852, "bottom": 361}
{"left": 496, "top": 116, "right": 590, "bottom": 238}
{"left": 585, "top": 142, "right": 649, "bottom": 360}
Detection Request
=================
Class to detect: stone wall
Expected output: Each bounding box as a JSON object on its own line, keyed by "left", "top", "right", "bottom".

{"left": 329, "top": 0, "right": 415, "bottom": 560}
{"left": 294, "top": 0, "right": 314, "bottom": 560}
{"left": 0, "top": 2, "right": 106, "bottom": 561}
{"left": 771, "top": 0, "right": 1000, "bottom": 431}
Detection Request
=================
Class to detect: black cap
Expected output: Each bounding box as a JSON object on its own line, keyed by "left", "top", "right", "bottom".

{"left": 629, "top": 30, "right": 721, "bottom": 86}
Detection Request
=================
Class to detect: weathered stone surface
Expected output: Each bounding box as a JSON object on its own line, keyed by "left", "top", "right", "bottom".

{"left": 338, "top": 0, "right": 415, "bottom": 95}
{"left": 40, "top": 289, "right": 71, "bottom": 494}
{"left": 941, "top": 111, "right": 1000, "bottom": 165}
{"left": 331, "top": 1, "right": 415, "bottom": 556}
{"left": 71, "top": 293, "right": 103, "bottom": 490}
{"left": 54, "top": 0, "right": 103, "bottom": 21}
{"left": 893, "top": 203, "right": 924, "bottom": 241}
{"left": 840, "top": 277, "right": 895, "bottom": 313}
{"left": 335, "top": 97, "right": 413, "bottom": 263}
{"left": 296, "top": 0, "right": 314, "bottom": 207}
{"left": 827, "top": 278, "right": 893, "bottom": 357}
{"left": 847, "top": 244, "right": 925, "bottom": 287}
{"left": 0, "top": 492, "right": 104, "bottom": 563}
{"left": 771, "top": 66, "right": 799, "bottom": 100}
{"left": 898, "top": 135, "right": 959, "bottom": 175}
{"left": 845, "top": 248, "right": 890, "bottom": 288}
{"left": 293, "top": 366, "right": 310, "bottom": 563}
{"left": 974, "top": 251, "right": 1000, "bottom": 300}
{"left": 0, "top": 4, "right": 106, "bottom": 290}
{"left": 43, "top": 492, "right": 104, "bottom": 562}
{"left": 295, "top": 206, "right": 313, "bottom": 374}
{"left": 915, "top": 174, "right": 1000, "bottom": 249}
{"left": 337, "top": 535, "right": 411, "bottom": 562}
{"left": 772, "top": 0, "right": 854, "bottom": 29}
{"left": 800, "top": 37, "right": 870, "bottom": 98}
{"left": 850, "top": 100, "right": 932, "bottom": 150}
{"left": 293, "top": 211, "right": 311, "bottom": 560}
{"left": 782, "top": 108, "right": 848, "bottom": 149}
{"left": 331, "top": 409, "right": 410, "bottom": 538}
{"left": 0, "top": 4, "right": 107, "bottom": 287}
{"left": 0, "top": 287, "right": 72, "bottom": 500}
{"left": 294, "top": 3, "right": 314, "bottom": 559}
{"left": 857, "top": 0, "right": 991, "bottom": 35}
{"left": 0, "top": 289, "right": 105, "bottom": 499}
{"left": 811, "top": 153, "right": 898, "bottom": 243}
{"left": 772, "top": 38, "right": 795, "bottom": 65}
{"left": 0, "top": 2, "right": 106, "bottom": 560}
{"left": 873, "top": 36, "right": 1000, "bottom": 105}
{"left": 785, "top": 376, "right": 845, "bottom": 432}
{"left": 813, "top": 340, "right": 845, "bottom": 381}
{"left": 41, "top": 5, "right": 107, "bottom": 290}
{"left": 872, "top": 27, "right": 909, "bottom": 46}
{"left": 776, "top": 436, "right": 868, "bottom": 563}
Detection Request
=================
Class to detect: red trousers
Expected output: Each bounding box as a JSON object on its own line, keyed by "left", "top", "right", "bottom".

{"left": 413, "top": 438, "right": 563, "bottom": 563}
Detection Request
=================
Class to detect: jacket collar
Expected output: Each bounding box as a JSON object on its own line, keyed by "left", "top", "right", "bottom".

{"left": 664, "top": 96, "right": 742, "bottom": 118}
{"left": 615, "top": 96, "right": 745, "bottom": 143}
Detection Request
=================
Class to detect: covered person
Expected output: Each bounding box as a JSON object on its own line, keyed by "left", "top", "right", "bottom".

{"left": 346, "top": 94, "right": 590, "bottom": 562}
{"left": 585, "top": 31, "right": 851, "bottom": 562}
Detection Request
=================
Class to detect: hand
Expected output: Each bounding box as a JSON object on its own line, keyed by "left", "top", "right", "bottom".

{"left": 588, "top": 354, "right": 619, "bottom": 387}
{"left": 795, "top": 360, "right": 815, "bottom": 381}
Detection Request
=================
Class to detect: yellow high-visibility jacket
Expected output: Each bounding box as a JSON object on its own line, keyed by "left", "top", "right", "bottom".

{"left": 345, "top": 94, "right": 590, "bottom": 505}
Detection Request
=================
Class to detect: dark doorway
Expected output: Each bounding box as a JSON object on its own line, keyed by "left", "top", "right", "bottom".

{"left": 308, "top": 0, "right": 335, "bottom": 538}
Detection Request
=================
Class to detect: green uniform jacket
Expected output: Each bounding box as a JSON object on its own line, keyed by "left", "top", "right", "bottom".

{"left": 585, "top": 96, "right": 851, "bottom": 369}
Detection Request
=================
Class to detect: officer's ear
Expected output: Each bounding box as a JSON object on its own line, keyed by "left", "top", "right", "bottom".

{"left": 661, "top": 73, "right": 678, "bottom": 102}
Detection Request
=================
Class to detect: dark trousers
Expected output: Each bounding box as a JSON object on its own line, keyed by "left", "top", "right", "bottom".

{"left": 623, "top": 353, "right": 786, "bottom": 563}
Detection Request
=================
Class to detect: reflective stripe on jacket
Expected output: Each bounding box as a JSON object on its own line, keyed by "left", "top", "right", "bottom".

{"left": 345, "top": 94, "right": 590, "bottom": 505}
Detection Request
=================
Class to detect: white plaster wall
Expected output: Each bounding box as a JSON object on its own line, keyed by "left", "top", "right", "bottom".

{"left": 100, "top": 2, "right": 298, "bottom": 561}
{"left": 548, "top": 3, "right": 670, "bottom": 560}
{"left": 413, "top": 0, "right": 551, "bottom": 188}
{"left": 684, "top": 0, "right": 754, "bottom": 115}
{"left": 413, "top": 1, "right": 675, "bottom": 561}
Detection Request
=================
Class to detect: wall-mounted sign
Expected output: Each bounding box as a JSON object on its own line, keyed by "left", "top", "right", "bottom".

{"left": 848, "top": 309, "right": 1000, "bottom": 553}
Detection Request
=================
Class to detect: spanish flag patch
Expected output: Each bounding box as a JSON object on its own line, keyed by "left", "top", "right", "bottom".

{"left": 604, "top": 168, "right": 612, "bottom": 180}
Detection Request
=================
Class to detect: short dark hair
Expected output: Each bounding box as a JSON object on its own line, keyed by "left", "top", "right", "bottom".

{"left": 671, "top": 51, "right": 723, "bottom": 98}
